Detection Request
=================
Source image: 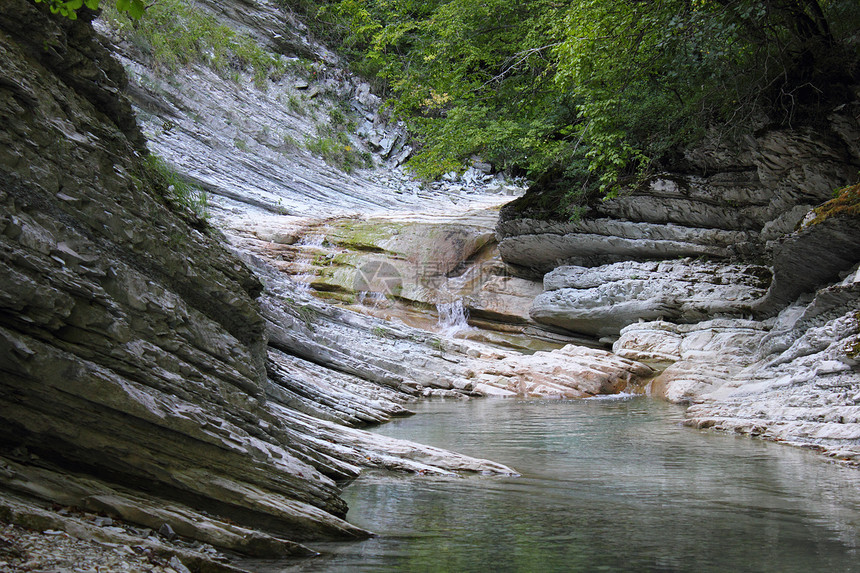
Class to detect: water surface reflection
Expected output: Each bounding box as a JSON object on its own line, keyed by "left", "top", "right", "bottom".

{"left": 268, "top": 397, "right": 860, "bottom": 572}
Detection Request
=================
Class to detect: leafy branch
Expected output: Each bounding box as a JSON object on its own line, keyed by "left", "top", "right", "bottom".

{"left": 35, "top": 0, "right": 145, "bottom": 19}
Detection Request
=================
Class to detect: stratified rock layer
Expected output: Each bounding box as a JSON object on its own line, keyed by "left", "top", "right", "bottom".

{"left": 498, "top": 87, "right": 860, "bottom": 460}
{"left": 0, "top": 0, "right": 348, "bottom": 544}
{"left": 615, "top": 269, "right": 860, "bottom": 462}
{"left": 531, "top": 260, "right": 771, "bottom": 338}
{"left": 499, "top": 104, "right": 860, "bottom": 336}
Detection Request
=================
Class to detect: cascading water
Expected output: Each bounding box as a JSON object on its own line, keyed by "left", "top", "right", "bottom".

{"left": 357, "top": 291, "right": 389, "bottom": 308}
{"left": 298, "top": 234, "right": 326, "bottom": 248}
{"left": 436, "top": 297, "right": 473, "bottom": 336}
{"left": 291, "top": 233, "right": 326, "bottom": 292}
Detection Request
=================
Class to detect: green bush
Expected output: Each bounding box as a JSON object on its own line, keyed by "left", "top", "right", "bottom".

{"left": 100, "top": 0, "right": 286, "bottom": 88}
{"left": 305, "top": 124, "right": 372, "bottom": 173}
{"left": 143, "top": 154, "right": 210, "bottom": 223}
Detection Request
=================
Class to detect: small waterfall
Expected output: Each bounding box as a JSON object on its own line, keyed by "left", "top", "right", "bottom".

{"left": 436, "top": 298, "right": 472, "bottom": 336}
{"left": 291, "top": 273, "right": 313, "bottom": 293}
{"left": 298, "top": 234, "right": 326, "bottom": 247}
{"left": 291, "top": 233, "right": 326, "bottom": 292}
{"left": 357, "top": 291, "right": 389, "bottom": 308}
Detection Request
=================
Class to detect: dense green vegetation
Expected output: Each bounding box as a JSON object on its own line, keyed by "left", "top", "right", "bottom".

{"left": 44, "top": 0, "right": 860, "bottom": 214}
{"left": 299, "top": 0, "right": 859, "bottom": 205}
{"left": 35, "top": 0, "right": 144, "bottom": 19}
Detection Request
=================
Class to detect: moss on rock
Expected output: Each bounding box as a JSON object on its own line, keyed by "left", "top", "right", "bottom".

{"left": 805, "top": 183, "right": 860, "bottom": 227}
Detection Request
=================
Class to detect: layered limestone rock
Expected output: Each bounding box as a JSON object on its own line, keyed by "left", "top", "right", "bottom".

{"left": 497, "top": 217, "right": 756, "bottom": 275}
{"left": 755, "top": 187, "right": 860, "bottom": 314}
{"left": 499, "top": 96, "right": 860, "bottom": 340}
{"left": 531, "top": 260, "right": 771, "bottom": 338}
{"left": 1, "top": 0, "right": 345, "bottom": 546}
{"left": 499, "top": 111, "right": 859, "bottom": 273}
{"left": 94, "top": 3, "right": 516, "bottom": 220}
{"left": 498, "top": 85, "right": 860, "bottom": 459}
{"left": 614, "top": 319, "right": 769, "bottom": 402}
{"left": 615, "top": 268, "right": 860, "bottom": 463}
{"left": 469, "top": 345, "right": 655, "bottom": 398}
{"left": 0, "top": 3, "right": 520, "bottom": 565}
{"left": 249, "top": 254, "right": 645, "bottom": 401}
{"left": 92, "top": 0, "right": 552, "bottom": 348}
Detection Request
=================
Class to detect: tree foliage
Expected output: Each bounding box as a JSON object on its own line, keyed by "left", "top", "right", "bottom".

{"left": 309, "top": 0, "right": 860, "bottom": 198}
{"left": 35, "top": 0, "right": 145, "bottom": 19}
{"left": 40, "top": 0, "right": 860, "bottom": 211}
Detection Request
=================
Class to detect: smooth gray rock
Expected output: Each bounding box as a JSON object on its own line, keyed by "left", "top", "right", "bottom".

{"left": 530, "top": 260, "right": 770, "bottom": 337}
{"left": 613, "top": 269, "right": 860, "bottom": 463}
{"left": 497, "top": 218, "right": 758, "bottom": 275}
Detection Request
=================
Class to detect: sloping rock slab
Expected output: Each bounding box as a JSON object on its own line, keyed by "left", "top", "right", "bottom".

{"left": 754, "top": 205, "right": 860, "bottom": 315}
{"left": 472, "top": 345, "right": 654, "bottom": 398}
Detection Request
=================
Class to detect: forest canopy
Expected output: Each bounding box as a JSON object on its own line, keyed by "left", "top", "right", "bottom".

{"left": 301, "top": 0, "right": 859, "bottom": 198}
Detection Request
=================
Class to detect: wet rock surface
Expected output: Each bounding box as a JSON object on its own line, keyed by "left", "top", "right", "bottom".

{"left": 224, "top": 201, "right": 556, "bottom": 347}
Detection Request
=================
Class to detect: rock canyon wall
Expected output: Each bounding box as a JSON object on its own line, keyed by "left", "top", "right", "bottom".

{"left": 0, "top": 1, "right": 658, "bottom": 567}
{"left": 498, "top": 103, "right": 860, "bottom": 462}
{"left": 0, "top": 2, "right": 520, "bottom": 566}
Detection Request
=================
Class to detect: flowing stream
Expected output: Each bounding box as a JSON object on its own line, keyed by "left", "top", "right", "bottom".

{"left": 262, "top": 396, "right": 860, "bottom": 572}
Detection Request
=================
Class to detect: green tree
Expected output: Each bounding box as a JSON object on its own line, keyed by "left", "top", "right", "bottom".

{"left": 35, "top": 0, "right": 145, "bottom": 19}
{"left": 313, "top": 0, "right": 859, "bottom": 201}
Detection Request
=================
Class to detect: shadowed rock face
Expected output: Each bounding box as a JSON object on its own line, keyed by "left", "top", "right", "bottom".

{"left": 753, "top": 213, "right": 860, "bottom": 315}
{"left": 0, "top": 0, "right": 343, "bottom": 540}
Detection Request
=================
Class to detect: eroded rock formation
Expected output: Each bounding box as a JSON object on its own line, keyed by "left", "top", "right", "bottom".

{"left": 498, "top": 93, "right": 860, "bottom": 462}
